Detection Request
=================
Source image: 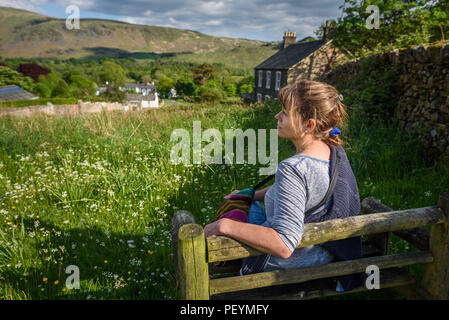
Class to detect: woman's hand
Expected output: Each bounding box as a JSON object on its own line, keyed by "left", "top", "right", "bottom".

{"left": 224, "top": 190, "right": 239, "bottom": 199}
{"left": 204, "top": 219, "right": 228, "bottom": 238}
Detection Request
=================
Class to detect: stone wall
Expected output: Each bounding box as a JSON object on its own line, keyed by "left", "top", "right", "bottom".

{"left": 0, "top": 100, "right": 125, "bottom": 117}
{"left": 322, "top": 42, "right": 449, "bottom": 165}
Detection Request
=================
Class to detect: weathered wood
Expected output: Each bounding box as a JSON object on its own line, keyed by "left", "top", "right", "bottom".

{"left": 362, "top": 197, "right": 430, "bottom": 251}
{"left": 361, "top": 197, "right": 391, "bottom": 255}
{"left": 171, "top": 210, "right": 196, "bottom": 285}
{"left": 207, "top": 206, "right": 445, "bottom": 263}
{"left": 209, "top": 251, "right": 433, "bottom": 295}
{"left": 177, "top": 224, "right": 210, "bottom": 300}
{"left": 421, "top": 192, "right": 449, "bottom": 299}
{"left": 212, "top": 268, "right": 415, "bottom": 300}
{"left": 209, "top": 241, "right": 383, "bottom": 278}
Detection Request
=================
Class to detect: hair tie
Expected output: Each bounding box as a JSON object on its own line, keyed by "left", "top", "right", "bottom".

{"left": 335, "top": 94, "right": 344, "bottom": 104}
{"left": 330, "top": 127, "right": 341, "bottom": 137}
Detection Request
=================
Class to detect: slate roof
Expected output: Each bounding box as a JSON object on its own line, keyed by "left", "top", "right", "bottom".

{"left": 255, "top": 39, "right": 326, "bottom": 70}
{"left": 0, "top": 85, "right": 39, "bottom": 101}
{"left": 123, "top": 83, "right": 157, "bottom": 90}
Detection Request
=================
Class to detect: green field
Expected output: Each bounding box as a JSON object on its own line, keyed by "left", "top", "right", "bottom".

{"left": 0, "top": 100, "right": 448, "bottom": 299}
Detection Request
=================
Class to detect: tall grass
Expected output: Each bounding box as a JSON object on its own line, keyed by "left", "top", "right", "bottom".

{"left": 0, "top": 100, "right": 447, "bottom": 300}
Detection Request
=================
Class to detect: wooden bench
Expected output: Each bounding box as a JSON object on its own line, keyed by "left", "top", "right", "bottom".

{"left": 171, "top": 192, "right": 449, "bottom": 300}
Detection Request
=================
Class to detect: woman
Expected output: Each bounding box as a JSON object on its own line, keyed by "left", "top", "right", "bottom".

{"left": 204, "top": 80, "right": 362, "bottom": 291}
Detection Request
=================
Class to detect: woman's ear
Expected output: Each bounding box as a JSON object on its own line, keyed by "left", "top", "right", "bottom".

{"left": 305, "top": 119, "right": 316, "bottom": 133}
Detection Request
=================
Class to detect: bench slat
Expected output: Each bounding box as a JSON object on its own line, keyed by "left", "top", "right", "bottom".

{"left": 207, "top": 206, "right": 443, "bottom": 263}
{"left": 209, "top": 251, "right": 433, "bottom": 295}
{"left": 209, "top": 240, "right": 383, "bottom": 277}
{"left": 211, "top": 267, "right": 415, "bottom": 300}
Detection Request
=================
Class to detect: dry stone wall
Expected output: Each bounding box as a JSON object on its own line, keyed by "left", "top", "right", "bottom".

{"left": 0, "top": 100, "right": 125, "bottom": 117}
{"left": 323, "top": 42, "right": 449, "bottom": 165}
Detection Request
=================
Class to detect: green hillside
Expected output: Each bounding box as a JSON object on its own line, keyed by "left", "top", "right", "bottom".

{"left": 0, "top": 6, "right": 278, "bottom": 70}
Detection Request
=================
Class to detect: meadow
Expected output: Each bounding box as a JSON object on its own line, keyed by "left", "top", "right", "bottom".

{"left": 0, "top": 100, "right": 448, "bottom": 300}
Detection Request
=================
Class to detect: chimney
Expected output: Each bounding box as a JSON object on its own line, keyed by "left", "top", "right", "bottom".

{"left": 322, "top": 20, "right": 335, "bottom": 42}
{"left": 283, "top": 31, "right": 296, "bottom": 49}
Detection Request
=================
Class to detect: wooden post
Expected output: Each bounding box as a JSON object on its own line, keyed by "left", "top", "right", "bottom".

{"left": 177, "top": 223, "right": 210, "bottom": 300}
{"left": 421, "top": 192, "right": 449, "bottom": 299}
{"left": 171, "top": 210, "right": 195, "bottom": 286}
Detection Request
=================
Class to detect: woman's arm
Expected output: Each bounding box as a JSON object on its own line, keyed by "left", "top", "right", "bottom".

{"left": 253, "top": 185, "right": 271, "bottom": 202}
{"left": 203, "top": 218, "right": 292, "bottom": 259}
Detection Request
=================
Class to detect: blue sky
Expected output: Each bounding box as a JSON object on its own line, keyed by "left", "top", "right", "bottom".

{"left": 0, "top": 0, "right": 345, "bottom": 42}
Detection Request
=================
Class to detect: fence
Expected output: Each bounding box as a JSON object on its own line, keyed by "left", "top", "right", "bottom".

{"left": 172, "top": 192, "right": 449, "bottom": 300}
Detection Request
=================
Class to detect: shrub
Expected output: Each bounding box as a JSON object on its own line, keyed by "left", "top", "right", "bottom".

{"left": 198, "top": 87, "right": 222, "bottom": 104}
{"left": 224, "top": 83, "right": 236, "bottom": 97}
{"left": 34, "top": 82, "right": 52, "bottom": 98}
{"left": 0, "top": 66, "right": 35, "bottom": 92}
{"left": 51, "top": 80, "right": 72, "bottom": 98}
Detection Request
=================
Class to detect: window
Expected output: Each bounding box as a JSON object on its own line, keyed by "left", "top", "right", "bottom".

{"left": 275, "top": 71, "right": 281, "bottom": 91}
{"left": 266, "top": 71, "right": 271, "bottom": 89}
{"left": 264, "top": 95, "right": 271, "bottom": 101}
{"left": 257, "top": 93, "right": 262, "bottom": 103}
{"left": 258, "top": 70, "right": 263, "bottom": 87}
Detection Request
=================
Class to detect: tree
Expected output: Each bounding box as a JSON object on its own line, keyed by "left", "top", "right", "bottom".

{"left": 158, "top": 77, "right": 174, "bottom": 97}
{"left": 141, "top": 74, "right": 152, "bottom": 84}
{"left": 68, "top": 75, "right": 96, "bottom": 100}
{"left": 0, "top": 66, "right": 35, "bottom": 92}
{"left": 38, "top": 73, "right": 63, "bottom": 93}
{"left": 51, "top": 80, "right": 72, "bottom": 98}
{"left": 34, "top": 82, "right": 52, "bottom": 98}
{"left": 190, "top": 63, "right": 216, "bottom": 86}
{"left": 99, "top": 61, "right": 126, "bottom": 87}
{"left": 237, "top": 75, "right": 254, "bottom": 94}
{"left": 327, "top": 0, "right": 447, "bottom": 58}
{"left": 175, "top": 77, "right": 197, "bottom": 97}
{"left": 18, "top": 63, "right": 51, "bottom": 82}
{"left": 103, "top": 82, "right": 126, "bottom": 103}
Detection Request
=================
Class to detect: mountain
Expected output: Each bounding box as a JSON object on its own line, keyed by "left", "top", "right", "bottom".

{"left": 0, "top": 6, "right": 279, "bottom": 70}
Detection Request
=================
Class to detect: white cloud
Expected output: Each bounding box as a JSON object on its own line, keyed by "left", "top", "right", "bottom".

{"left": 1, "top": 0, "right": 345, "bottom": 41}
{"left": 0, "top": 0, "right": 48, "bottom": 14}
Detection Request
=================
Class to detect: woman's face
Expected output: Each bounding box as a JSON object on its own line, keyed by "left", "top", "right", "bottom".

{"left": 275, "top": 106, "right": 299, "bottom": 140}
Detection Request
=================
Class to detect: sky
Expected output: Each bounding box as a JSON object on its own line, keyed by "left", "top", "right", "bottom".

{"left": 0, "top": 0, "right": 346, "bottom": 42}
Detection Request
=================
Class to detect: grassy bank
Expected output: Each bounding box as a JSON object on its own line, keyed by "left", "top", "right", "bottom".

{"left": 0, "top": 100, "right": 447, "bottom": 299}
{"left": 0, "top": 98, "right": 78, "bottom": 108}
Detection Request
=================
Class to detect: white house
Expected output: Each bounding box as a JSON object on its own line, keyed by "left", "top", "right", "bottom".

{"left": 125, "top": 92, "right": 159, "bottom": 110}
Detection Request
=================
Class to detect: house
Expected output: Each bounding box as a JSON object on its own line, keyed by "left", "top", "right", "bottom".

{"left": 121, "top": 82, "right": 157, "bottom": 96}
{"left": 96, "top": 86, "right": 108, "bottom": 96}
{"left": 253, "top": 21, "right": 346, "bottom": 103}
{"left": 124, "top": 92, "right": 159, "bottom": 110}
{"left": 168, "top": 87, "right": 177, "bottom": 98}
{"left": 0, "top": 85, "right": 39, "bottom": 101}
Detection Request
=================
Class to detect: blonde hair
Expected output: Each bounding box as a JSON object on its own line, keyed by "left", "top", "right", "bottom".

{"left": 278, "top": 79, "right": 347, "bottom": 147}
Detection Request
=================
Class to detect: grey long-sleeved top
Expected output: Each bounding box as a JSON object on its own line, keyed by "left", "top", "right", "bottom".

{"left": 264, "top": 153, "right": 333, "bottom": 254}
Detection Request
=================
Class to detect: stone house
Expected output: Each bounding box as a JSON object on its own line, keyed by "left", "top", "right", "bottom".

{"left": 253, "top": 21, "right": 346, "bottom": 103}
{"left": 125, "top": 92, "right": 159, "bottom": 110}
{"left": 121, "top": 82, "right": 157, "bottom": 96}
